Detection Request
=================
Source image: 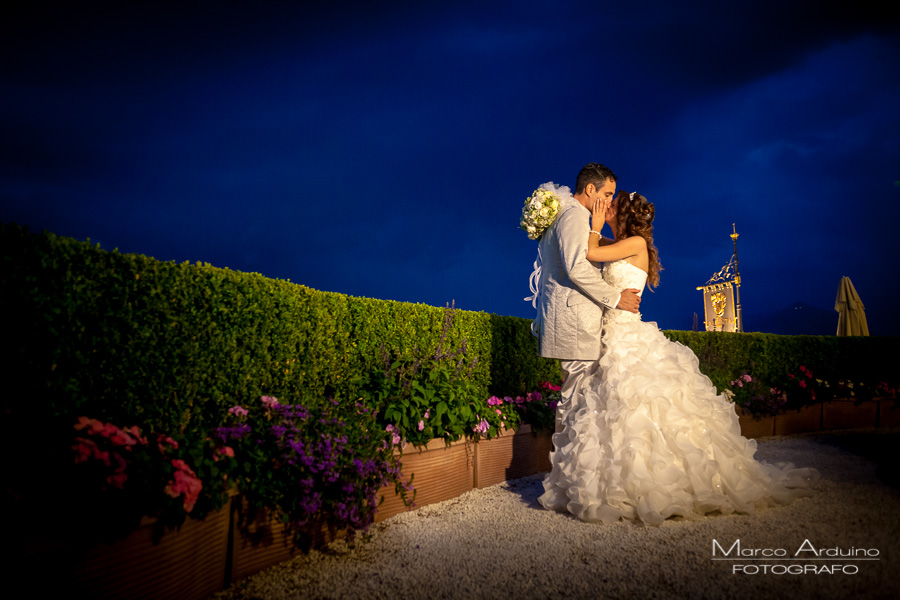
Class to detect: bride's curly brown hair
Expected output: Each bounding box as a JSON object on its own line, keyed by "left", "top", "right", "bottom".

{"left": 614, "top": 191, "right": 662, "bottom": 289}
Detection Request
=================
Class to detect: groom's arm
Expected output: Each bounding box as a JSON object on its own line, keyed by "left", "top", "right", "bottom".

{"left": 556, "top": 207, "right": 622, "bottom": 310}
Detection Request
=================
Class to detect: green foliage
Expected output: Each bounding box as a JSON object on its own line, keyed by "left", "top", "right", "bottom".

{"left": 487, "top": 313, "right": 562, "bottom": 395}
{"left": 3, "top": 223, "right": 898, "bottom": 542}
{"left": 353, "top": 304, "right": 522, "bottom": 447}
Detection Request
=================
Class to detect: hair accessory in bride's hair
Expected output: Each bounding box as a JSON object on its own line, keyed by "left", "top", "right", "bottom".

{"left": 629, "top": 192, "right": 636, "bottom": 200}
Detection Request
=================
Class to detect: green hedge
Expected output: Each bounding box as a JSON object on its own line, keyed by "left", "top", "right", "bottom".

{"left": 2, "top": 222, "right": 896, "bottom": 431}
{"left": 663, "top": 330, "right": 898, "bottom": 393}
{"left": 0, "top": 224, "right": 560, "bottom": 431}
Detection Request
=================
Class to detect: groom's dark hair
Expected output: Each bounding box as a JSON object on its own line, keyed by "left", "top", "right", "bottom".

{"left": 575, "top": 163, "right": 617, "bottom": 194}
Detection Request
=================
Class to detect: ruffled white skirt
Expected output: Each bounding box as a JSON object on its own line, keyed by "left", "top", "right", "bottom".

{"left": 538, "top": 320, "right": 819, "bottom": 525}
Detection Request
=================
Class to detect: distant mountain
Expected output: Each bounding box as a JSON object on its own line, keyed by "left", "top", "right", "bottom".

{"left": 751, "top": 302, "right": 836, "bottom": 335}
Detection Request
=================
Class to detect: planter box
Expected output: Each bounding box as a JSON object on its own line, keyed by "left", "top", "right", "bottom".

{"left": 474, "top": 425, "right": 552, "bottom": 489}
{"left": 33, "top": 503, "right": 232, "bottom": 600}
{"left": 878, "top": 399, "right": 900, "bottom": 428}
{"left": 774, "top": 404, "right": 823, "bottom": 436}
{"left": 375, "top": 437, "right": 474, "bottom": 523}
{"left": 737, "top": 413, "right": 775, "bottom": 439}
{"left": 231, "top": 502, "right": 300, "bottom": 582}
{"left": 823, "top": 399, "right": 878, "bottom": 430}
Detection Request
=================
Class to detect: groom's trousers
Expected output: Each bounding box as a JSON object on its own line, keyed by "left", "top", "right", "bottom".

{"left": 556, "top": 359, "right": 599, "bottom": 434}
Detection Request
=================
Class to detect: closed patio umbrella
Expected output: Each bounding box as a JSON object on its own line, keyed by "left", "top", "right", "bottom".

{"left": 835, "top": 276, "right": 869, "bottom": 336}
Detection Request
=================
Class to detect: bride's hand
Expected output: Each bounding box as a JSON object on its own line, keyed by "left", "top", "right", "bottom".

{"left": 591, "top": 198, "right": 609, "bottom": 232}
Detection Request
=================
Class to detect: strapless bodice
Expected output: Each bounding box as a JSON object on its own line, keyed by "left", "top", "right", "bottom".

{"left": 602, "top": 260, "right": 648, "bottom": 324}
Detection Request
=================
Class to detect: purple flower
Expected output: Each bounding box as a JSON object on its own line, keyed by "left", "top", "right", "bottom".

{"left": 214, "top": 423, "right": 251, "bottom": 443}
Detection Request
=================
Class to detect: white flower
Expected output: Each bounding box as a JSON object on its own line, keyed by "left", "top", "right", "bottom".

{"left": 520, "top": 184, "right": 564, "bottom": 240}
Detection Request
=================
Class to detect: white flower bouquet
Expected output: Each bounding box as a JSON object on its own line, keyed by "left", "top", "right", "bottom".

{"left": 520, "top": 183, "right": 565, "bottom": 240}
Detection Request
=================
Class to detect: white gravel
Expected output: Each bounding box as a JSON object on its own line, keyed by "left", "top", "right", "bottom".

{"left": 212, "top": 429, "right": 900, "bottom": 600}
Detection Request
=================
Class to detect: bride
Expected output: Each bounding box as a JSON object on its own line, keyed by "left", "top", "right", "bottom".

{"left": 537, "top": 190, "right": 819, "bottom": 525}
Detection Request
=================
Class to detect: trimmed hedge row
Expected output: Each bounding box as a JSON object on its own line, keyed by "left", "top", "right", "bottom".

{"left": 1, "top": 224, "right": 558, "bottom": 431}
{"left": 664, "top": 330, "right": 897, "bottom": 393}
{"left": 2, "top": 223, "right": 895, "bottom": 431}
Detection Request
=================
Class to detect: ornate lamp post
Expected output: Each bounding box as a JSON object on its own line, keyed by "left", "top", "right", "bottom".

{"left": 696, "top": 224, "right": 744, "bottom": 332}
{"left": 731, "top": 223, "right": 743, "bottom": 333}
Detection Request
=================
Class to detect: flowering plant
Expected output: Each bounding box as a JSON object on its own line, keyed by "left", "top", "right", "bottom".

{"left": 520, "top": 183, "right": 565, "bottom": 240}
{"left": 782, "top": 364, "right": 820, "bottom": 409}
{"left": 488, "top": 381, "right": 561, "bottom": 432}
{"left": 219, "top": 395, "right": 412, "bottom": 544}
{"left": 355, "top": 303, "right": 519, "bottom": 447}
{"left": 69, "top": 416, "right": 236, "bottom": 541}
{"left": 723, "top": 370, "right": 787, "bottom": 418}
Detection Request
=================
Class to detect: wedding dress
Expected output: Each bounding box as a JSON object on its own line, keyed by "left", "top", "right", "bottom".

{"left": 538, "top": 259, "right": 819, "bottom": 525}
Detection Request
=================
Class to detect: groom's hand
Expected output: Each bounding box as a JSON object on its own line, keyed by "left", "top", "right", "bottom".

{"left": 616, "top": 289, "right": 641, "bottom": 313}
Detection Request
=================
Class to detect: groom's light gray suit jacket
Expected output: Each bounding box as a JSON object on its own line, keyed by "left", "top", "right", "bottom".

{"left": 537, "top": 202, "right": 621, "bottom": 361}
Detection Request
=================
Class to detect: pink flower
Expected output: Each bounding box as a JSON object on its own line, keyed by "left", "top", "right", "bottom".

{"left": 385, "top": 424, "right": 401, "bottom": 445}
{"left": 108, "top": 428, "right": 139, "bottom": 448}
{"left": 73, "top": 437, "right": 107, "bottom": 465}
{"left": 799, "top": 380, "right": 807, "bottom": 388}
{"left": 165, "top": 459, "right": 202, "bottom": 513}
{"left": 74, "top": 416, "right": 105, "bottom": 434}
{"left": 261, "top": 396, "right": 279, "bottom": 408}
{"left": 214, "top": 446, "right": 235, "bottom": 461}
{"left": 107, "top": 472, "right": 128, "bottom": 489}
{"left": 157, "top": 435, "right": 179, "bottom": 452}
{"left": 417, "top": 420, "right": 425, "bottom": 431}
{"left": 495, "top": 409, "right": 502, "bottom": 415}
{"left": 487, "top": 396, "right": 502, "bottom": 406}
{"left": 424, "top": 410, "right": 430, "bottom": 419}
{"left": 788, "top": 374, "right": 795, "bottom": 379}
{"left": 742, "top": 374, "right": 752, "bottom": 383}
{"left": 228, "top": 405, "right": 249, "bottom": 417}
{"left": 126, "top": 426, "right": 147, "bottom": 444}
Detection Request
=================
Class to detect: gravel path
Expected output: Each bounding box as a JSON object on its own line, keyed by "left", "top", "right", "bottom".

{"left": 212, "top": 429, "right": 900, "bottom": 600}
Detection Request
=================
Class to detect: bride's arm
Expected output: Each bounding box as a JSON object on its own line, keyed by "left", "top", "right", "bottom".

{"left": 587, "top": 233, "right": 644, "bottom": 262}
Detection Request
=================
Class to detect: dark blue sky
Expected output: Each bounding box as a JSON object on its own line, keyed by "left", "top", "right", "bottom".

{"left": 3, "top": 2, "right": 899, "bottom": 334}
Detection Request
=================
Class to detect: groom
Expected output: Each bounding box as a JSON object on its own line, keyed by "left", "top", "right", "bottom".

{"left": 536, "top": 163, "right": 641, "bottom": 429}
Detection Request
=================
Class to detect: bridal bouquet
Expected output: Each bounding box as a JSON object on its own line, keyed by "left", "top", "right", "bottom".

{"left": 520, "top": 183, "right": 564, "bottom": 240}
